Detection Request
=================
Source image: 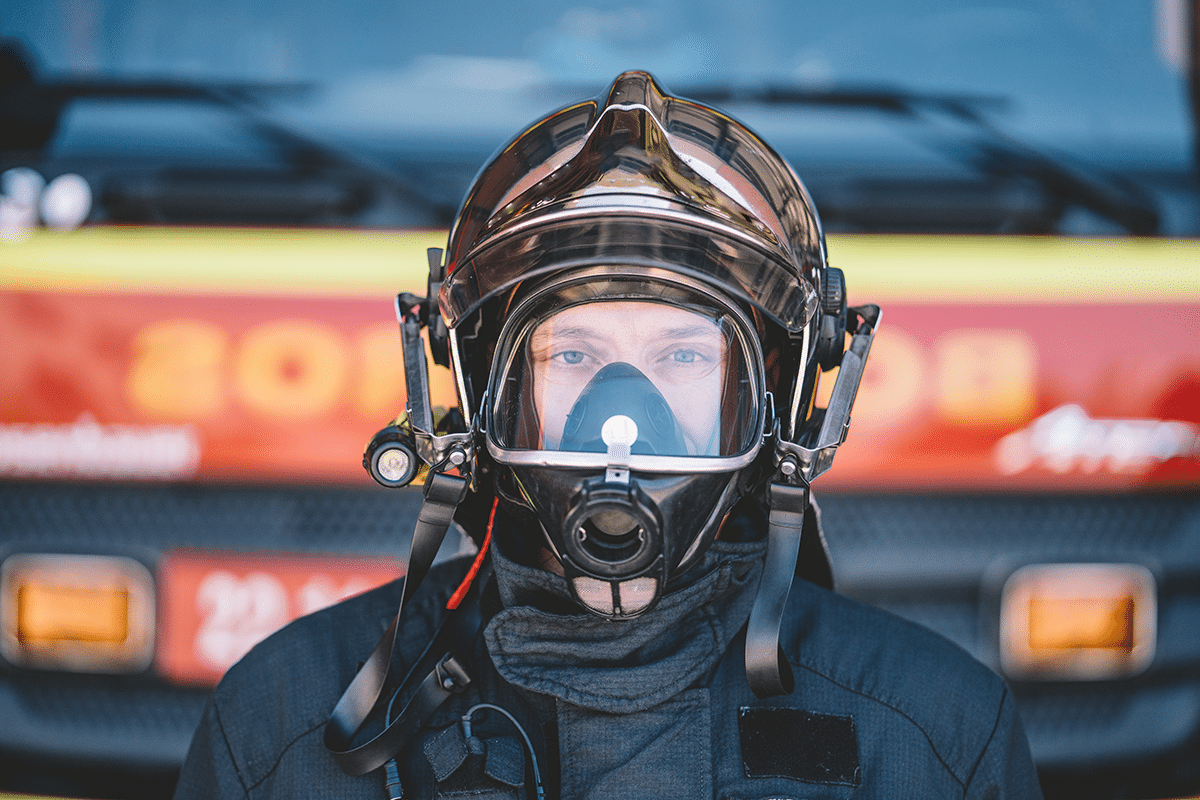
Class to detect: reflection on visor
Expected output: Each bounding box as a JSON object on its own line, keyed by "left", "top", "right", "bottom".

{"left": 492, "top": 300, "right": 758, "bottom": 458}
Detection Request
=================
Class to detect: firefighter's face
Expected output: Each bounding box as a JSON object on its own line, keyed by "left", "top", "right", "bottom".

{"left": 527, "top": 301, "right": 729, "bottom": 456}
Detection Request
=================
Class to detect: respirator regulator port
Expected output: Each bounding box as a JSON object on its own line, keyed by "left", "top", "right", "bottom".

{"left": 562, "top": 478, "right": 662, "bottom": 579}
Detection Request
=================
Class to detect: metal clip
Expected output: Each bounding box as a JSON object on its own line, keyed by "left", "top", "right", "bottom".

{"left": 436, "top": 654, "right": 472, "bottom": 694}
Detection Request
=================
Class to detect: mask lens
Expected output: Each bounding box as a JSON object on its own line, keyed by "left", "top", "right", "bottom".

{"left": 492, "top": 296, "right": 758, "bottom": 459}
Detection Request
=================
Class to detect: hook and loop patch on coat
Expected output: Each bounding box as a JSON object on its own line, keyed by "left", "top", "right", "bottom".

{"left": 424, "top": 724, "right": 525, "bottom": 799}
{"left": 738, "top": 707, "right": 861, "bottom": 786}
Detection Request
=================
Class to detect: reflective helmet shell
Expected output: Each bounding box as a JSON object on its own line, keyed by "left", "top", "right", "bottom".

{"left": 440, "top": 71, "right": 830, "bottom": 442}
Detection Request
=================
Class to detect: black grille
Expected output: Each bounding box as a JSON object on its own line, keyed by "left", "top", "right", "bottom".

{"left": 1014, "top": 682, "right": 1135, "bottom": 737}
{"left": 818, "top": 492, "right": 1200, "bottom": 591}
{"left": 0, "top": 480, "right": 429, "bottom": 555}
{"left": 817, "top": 492, "right": 1199, "bottom": 555}
{"left": 4, "top": 671, "right": 209, "bottom": 741}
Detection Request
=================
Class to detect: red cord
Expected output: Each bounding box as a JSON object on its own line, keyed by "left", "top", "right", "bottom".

{"left": 446, "top": 497, "right": 496, "bottom": 610}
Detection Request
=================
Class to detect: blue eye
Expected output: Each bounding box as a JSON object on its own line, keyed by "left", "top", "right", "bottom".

{"left": 560, "top": 350, "right": 586, "bottom": 365}
{"left": 672, "top": 349, "right": 697, "bottom": 363}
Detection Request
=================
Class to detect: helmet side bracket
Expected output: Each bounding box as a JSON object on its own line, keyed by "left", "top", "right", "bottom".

{"left": 775, "top": 303, "right": 880, "bottom": 485}
{"left": 361, "top": 252, "right": 475, "bottom": 489}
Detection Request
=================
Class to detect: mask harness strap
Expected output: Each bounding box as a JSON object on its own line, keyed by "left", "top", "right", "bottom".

{"left": 329, "top": 260, "right": 494, "bottom": 787}
{"left": 323, "top": 471, "right": 480, "bottom": 778}
{"left": 745, "top": 303, "right": 880, "bottom": 698}
{"left": 744, "top": 481, "right": 809, "bottom": 699}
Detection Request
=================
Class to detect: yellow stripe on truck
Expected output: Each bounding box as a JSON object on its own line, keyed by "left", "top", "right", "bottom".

{"left": 3, "top": 227, "right": 1199, "bottom": 303}
{"left": 2, "top": 226, "right": 444, "bottom": 296}
{"left": 832, "top": 234, "right": 1200, "bottom": 303}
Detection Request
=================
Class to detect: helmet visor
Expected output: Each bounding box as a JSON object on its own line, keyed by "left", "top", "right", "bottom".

{"left": 489, "top": 286, "right": 763, "bottom": 466}
{"left": 442, "top": 213, "right": 818, "bottom": 335}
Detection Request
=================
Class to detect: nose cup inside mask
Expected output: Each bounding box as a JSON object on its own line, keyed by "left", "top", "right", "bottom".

{"left": 559, "top": 362, "right": 687, "bottom": 456}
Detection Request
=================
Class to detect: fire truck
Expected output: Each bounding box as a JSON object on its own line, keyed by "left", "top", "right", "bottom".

{"left": 2, "top": 1, "right": 1198, "bottom": 796}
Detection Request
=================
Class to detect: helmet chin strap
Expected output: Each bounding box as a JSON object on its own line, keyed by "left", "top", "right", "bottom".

{"left": 744, "top": 482, "right": 809, "bottom": 698}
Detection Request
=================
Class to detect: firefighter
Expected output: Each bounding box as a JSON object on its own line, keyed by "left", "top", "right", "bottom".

{"left": 175, "top": 71, "right": 1042, "bottom": 800}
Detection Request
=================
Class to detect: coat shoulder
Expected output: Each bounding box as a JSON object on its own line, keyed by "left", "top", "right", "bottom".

{"left": 206, "top": 557, "right": 470, "bottom": 789}
{"left": 784, "top": 580, "right": 1011, "bottom": 784}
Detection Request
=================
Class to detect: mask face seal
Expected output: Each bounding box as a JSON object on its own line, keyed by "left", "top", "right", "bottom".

{"left": 485, "top": 277, "right": 766, "bottom": 618}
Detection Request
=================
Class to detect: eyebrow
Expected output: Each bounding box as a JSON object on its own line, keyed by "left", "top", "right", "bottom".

{"left": 532, "top": 323, "right": 719, "bottom": 344}
{"left": 533, "top": 325, "right": 602, "bottom": 341}
{"left": 660, "top": 325, "right": 721, "bottom": 339}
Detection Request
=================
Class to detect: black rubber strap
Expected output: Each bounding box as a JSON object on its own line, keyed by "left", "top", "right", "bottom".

{"left": 745, "top": 482, "right": 809, "bottom": 698}
{"left": 330, "top": 591, "right": 484, "bottom": 776}
{"left": 324, "top": 472, "right": 470, "bottom": 775}
{"left": 369, "top": 613, "right": 480, "bottom": 768}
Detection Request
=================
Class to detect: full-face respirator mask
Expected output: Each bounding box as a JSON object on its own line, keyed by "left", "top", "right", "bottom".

{"left": 482, "top": 276, "right": 767, "bottom": 617}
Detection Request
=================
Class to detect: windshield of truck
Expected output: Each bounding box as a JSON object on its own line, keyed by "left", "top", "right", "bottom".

{"left": 1, "top": 0, "right": 1194, "bottom": 235}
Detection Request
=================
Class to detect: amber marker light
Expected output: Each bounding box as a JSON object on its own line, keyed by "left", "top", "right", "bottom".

{"left": 999, "top": 563, "right": 1156, "bottom": 681}
{"left": 0, "top": 554, "right": 155, "bottom": 673}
